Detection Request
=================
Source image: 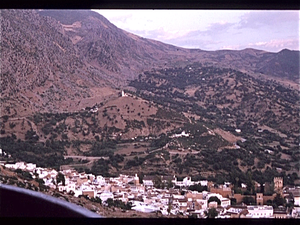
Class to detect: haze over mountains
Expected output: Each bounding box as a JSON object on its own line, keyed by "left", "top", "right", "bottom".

{"left": 0, "top": 9, "right": 299, "bottom": 183}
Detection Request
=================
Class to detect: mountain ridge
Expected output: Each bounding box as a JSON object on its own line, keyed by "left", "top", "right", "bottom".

{"left": 1, "top": 9, "right": 299, "bottom": 116}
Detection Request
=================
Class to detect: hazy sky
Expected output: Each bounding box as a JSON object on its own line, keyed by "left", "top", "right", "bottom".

{"left": 93, "top": 10, "right": 299, "bottom": 52}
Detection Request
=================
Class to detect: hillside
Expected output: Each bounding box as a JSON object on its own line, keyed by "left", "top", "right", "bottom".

{"left": 1, "top": 9, "right": 299, "bottom": 116}
{"left": 0, "top": 9, "right": 299, "bottom": 186}
{"left": 129, "top": 63, "right": 299, "bottom": 177}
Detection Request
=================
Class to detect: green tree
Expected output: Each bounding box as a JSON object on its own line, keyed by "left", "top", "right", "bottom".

{"left": 272, "top": 193, "right": 285, "bottom": 208}
{"left": 188, "top": 184, "right": 208, "bottom": 192}
{"left": 56, "top": 172, "right": 65, "bottom": 186}
{"left": 205, "top": 207, "right": 218, "bottom": 218}
{"left": 167, "top": 199, "right": 172, "bottom": 215}
{"left": 167, "top": 179, "right": 173, "bottom": 189}
{"left": 153, "top": 175, "right": 163, "bottom": 189}
{"left": 106, "top": 198, "right": 114, "bottom": 207}
{"left": 230, "top": 198, "right": 237, "bottom": 205}
{"left": 242, "top": 196, "right": 255, "bottom": 205}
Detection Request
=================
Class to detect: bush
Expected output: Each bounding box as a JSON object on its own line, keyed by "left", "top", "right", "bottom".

{"left": 188, "top": 184, "right": 208, "bottom": 192}
{"left": 242, "top": 196, "right": 255, "bottom": 205}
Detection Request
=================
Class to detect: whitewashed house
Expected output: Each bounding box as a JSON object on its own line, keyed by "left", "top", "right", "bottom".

{"left": 199, "top": 180, "right": 208, "bottom": 186}
{"left": 246, "top": 205, "right": 273, "bottom": 218}
{"left": 241, "top": 183, "right": 247, "bottom": 189}
{"left": 5, "top": 162, "right": 26, "bottom": 170}
{"left": 25, "top": 163, "right": 36, "bottom": 171}
{"left": 183, "top": 176, "right": 195, "bottom": 186}
{"left": 95, "top": 175, "right": 106, "bottom": 185}
{"left": 49, "top": 169, "right": 58, "bottom": 179}
{"left": 74, "top": 189, "right": 83, "bottom": 197}
{"left": 99, "top": 191, "right": 114, "bottom": 202}
{"left": 220, "top": 197, "right": 231, "bottom": 208}
{"left": 294, "top": 193, "right": 300, "bottom": 206}
{"left": 16, "top": 162, "right": 26, "bottom": 170}
{"left": 58, "top": 184, "right": 67, "bottom": 192}
{"left": 66, "top": 182, "right": 76, "bottom": 193}
{"left": 4, "top": 163, "right": 18, "bottom": 170}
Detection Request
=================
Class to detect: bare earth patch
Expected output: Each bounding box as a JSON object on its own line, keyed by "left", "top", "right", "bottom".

{"left": 214, "top": 128, "right": 242, "bottom": 143}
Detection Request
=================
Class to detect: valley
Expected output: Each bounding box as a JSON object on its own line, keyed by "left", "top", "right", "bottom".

{"left": 0, "top": 9, "right": 299, "bottom": 199}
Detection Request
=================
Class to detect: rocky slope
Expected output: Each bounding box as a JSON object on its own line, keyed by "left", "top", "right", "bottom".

{"left": 1, "top": 9, "right": 299, "bottom": 116}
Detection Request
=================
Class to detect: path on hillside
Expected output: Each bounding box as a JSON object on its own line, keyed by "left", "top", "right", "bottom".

{"left": 63, "top": 156, "right": 109, "bottom": 160}
{"left": 169, "top": 150, "right": 199, "bottom": 155}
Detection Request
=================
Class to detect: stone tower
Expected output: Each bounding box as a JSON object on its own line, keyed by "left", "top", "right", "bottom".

{"left": 134, "top": 174, "right": 139, "bottom": 186}
{"left": 256, "top": 193, "right": 264, "bottom": 205}
{"left": 274, "top": 177, "right": 283, "bottom": 193}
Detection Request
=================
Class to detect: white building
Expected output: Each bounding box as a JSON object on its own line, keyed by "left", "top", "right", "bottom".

{"left": 174, "top": 176, "right": 195, "bottom": 187}
{"left": 26, "top": 163, "right": 36, "bottom": 171}
{"left": 4, "top": 162, "right": 26, "bottom": 170}
{"left": 74, "top": 190, "right": 83, "bottom": 197}
{"left": 58, "top": 184, "right": 67, "bottom": 192}
{"left": 99, "top": 191, "right": 114, "bottom": 202}
{"left": 199, "top": 180, "right": 208, "bottom": 186}
{"left": 220, "top": 198, "right": 231, "bottom": 208}
{"left": 171, "top": 131, "right": 190, "bottom": 138}
{"left": 294, "top": 194, "right": 300, "bottom": 206}
{"left": 131, "top": 201, "right": 160, "bottom": 213}
{"left": 121, "top": 90, "right": 128, "bottom": 97}
{"left": 143, "top": 180, "right": 154, "bottom": 188}
{"left": 95, "top": 175, "right": 106, "bottom": 185}
{"left": 90, "top": 107, "right": 98, "bottom": 113}
{"left": 66, "top": 182, "right": 76, "bottom": 193}
{"left": 246, "top": 205, "right": 273, "bottom": 218}
{"left": 183, "top": 177, "right": 194, "bottom": 186}
{"left": 49, "top": 169, "right": 58, "bottom": 179}
{"left": 241, "top": 183, "right": 247, "bottom": 188}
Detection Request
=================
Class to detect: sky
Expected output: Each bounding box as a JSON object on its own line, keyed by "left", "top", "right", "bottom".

{"left": 93, "top": 10, "right": 299, "bottom": 52}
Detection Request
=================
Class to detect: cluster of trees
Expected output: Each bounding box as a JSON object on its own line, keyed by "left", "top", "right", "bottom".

{"left": 105, "top": 198, "right": 132, "bottom": 210}
{"left": 0, "top": 135, "right": 72, "bottom": 170}
{"left": 90, "top": 159, "right": 111, "bottom": 177}
{"left": 188, "top": 184, "right": 208, "bottom": 192}
{"left": 124, "top": 156, "right": 145, "bottom": 170}
{"left": 152, "top": 175, "right": 173, "bottom": 189}
{"left": 130, "top": 62, "right": 298, "bottom": 154}
{"left": 124, "top": 119, "right": 145, "bottom": 131}
{"left": 84, "top": 140, "right": 117, "bottom": 157}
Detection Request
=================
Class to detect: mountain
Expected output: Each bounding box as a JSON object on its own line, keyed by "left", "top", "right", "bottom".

{"left": 1, "top": 9, "right": 110, "bottom": 115}
{"left": 1, "top": 9, "right": 299, "bottom": 116}
{"left": 0, "top": 9, "right": 299, "bottom": 185}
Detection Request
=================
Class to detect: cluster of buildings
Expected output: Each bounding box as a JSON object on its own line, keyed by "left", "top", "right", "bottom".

{"left": 1, "top": 161, "right": 300, "bottom": 218}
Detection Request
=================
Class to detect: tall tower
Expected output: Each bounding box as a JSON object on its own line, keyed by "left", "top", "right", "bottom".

{"left": 134, "top": 174, "right": 139, "bottom": 186}
{"left": 256, "top": 193, "right": 263, "bottom": 205}
{"left": 274, "top": 177, "right": 283, "bottom": 193}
